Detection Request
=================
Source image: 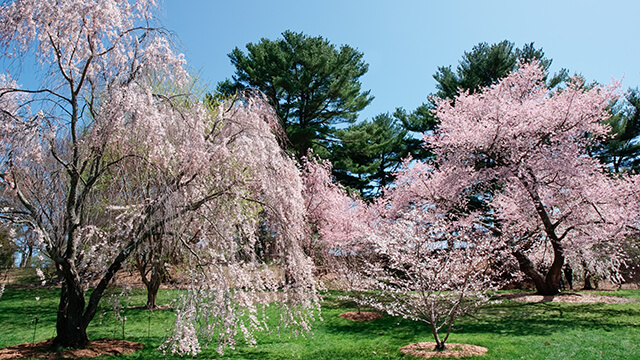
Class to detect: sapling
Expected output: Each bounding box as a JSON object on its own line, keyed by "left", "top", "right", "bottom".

{"left": 304, "top": 156, "right": 502, "bottom": 350}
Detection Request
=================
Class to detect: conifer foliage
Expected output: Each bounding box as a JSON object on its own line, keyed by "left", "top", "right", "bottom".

{"left": 227, "top": 30, "right": 373, "bottom": 159}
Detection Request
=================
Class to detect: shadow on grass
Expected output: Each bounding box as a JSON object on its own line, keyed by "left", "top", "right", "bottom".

{"left": 320, "top": 301, "right": 432, "bottom": 343}
{"left": 455, "top": 300, "right": 640, "bottom": 337}
{"left": 320, "top": 294, "right": 640, "bottom": 344}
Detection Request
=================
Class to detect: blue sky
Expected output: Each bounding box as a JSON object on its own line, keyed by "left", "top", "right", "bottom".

{"left": 160, "top": 0, "right": 639, "bottom": 122}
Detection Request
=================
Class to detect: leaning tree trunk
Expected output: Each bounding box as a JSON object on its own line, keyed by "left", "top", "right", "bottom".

{"left": 513, "top": 245, "right": 564, "bottom": 296}
{"left": 517, "top": 169, "right": 566, "bottom": 296}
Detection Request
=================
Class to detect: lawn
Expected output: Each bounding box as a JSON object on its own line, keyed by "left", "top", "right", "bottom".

{"left": 1, "top": 287, "right": 639, "bottom": 359}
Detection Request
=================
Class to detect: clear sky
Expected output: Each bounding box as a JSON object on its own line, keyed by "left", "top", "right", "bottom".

{"left": 160, "top": 0, "right": 640, "bottom": 122}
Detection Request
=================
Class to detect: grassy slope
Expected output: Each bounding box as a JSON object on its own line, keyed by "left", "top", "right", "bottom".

{"left": 0, "top": 287, "right": 639, "bottom": 359}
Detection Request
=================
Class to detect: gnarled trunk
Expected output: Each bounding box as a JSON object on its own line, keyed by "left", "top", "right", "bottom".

{"left": 516, "top": 169, "right": 566, "bottom": 296}
{"left": 513, "top": 246, "right": 564, "bottom": 296}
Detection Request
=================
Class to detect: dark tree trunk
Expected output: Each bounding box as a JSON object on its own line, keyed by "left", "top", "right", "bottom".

{"left": 137, "top": 247, "right": 165, "bottom": 310}
{"left": 583, "top": 271, "right": 598, "bottom": 290}
{"left": 52, "top": 269, "right": 89, "bottom": 349}
{"left": 430, "top": 323, "right": 447, "bottom": 351}
{"left": 146, "top": 286, "right": 158, "bottom": 310}
{"left": 513, "top": 247, "right": 564, "bottom": 296}
{"left": 52, "top": 237, "right": 134, "bottom": 349}
{"left": 516, "top": 169, "right": 566, "bottom": 296}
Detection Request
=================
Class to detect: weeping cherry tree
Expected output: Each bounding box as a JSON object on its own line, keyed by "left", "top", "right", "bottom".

{"left": 0, "top": 0, "right": 317, "bottom": 352}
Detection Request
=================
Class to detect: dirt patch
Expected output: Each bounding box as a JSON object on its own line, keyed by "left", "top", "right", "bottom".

{"left": 497, "top": 292, "right": 633, "bottom": 304}
{"left": 338, "top": 311, "right": 384, "bottom": 321}
{"left": 400, "top": 342, "right": 488, "bottom": 359}
{"left": 0, "top": 339, "right": 144, "bottom": 359}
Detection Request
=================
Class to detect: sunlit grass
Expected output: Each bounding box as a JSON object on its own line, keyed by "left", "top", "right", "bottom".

{"left": 1, "top": 287, "right": 639, "bottom": 359}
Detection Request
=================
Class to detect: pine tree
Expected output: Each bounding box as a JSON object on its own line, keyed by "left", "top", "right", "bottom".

{"left": 225, "top": 30, "right": 373, "bottom": 159}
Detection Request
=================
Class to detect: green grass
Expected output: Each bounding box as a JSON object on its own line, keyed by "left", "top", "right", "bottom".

{"left": 1, "top": 287, "right": 640, "bottom": 359}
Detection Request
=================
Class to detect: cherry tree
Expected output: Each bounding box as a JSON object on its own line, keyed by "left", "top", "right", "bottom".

{"left": 304, "top": 63, "right": 640, "bottom": 351}
{"left": 427, "top": 62, "right": 637, "bottom": 295}
{"left": 0, "top": 0, "right": 316, "bottom": 352}
{"left": 375, "top": 160, "right": 509, "bottom": 350}
{"left": 366, "top": 212, "right": 501, "bottom": 351}
{"left": 304, "top": 155, "right": 503, "bottom": 351}
{"left": 302, "top": 156, "right": 377, "bottom": 313}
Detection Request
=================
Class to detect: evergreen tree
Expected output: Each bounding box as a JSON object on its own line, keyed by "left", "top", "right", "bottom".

{"left": 401, "top": 41, "right": 566, "bottom": 162}
{"left": 433, "top": 40, "right": 564, "bottom": 100}
{"left": 225, "top": 30, "right": 373, "bottom": 159}
{"left": 594, "top": 88, "right": 640, "bottom": 173}
{"left": 331, "top": 113, "right": 409, "bottom": 198}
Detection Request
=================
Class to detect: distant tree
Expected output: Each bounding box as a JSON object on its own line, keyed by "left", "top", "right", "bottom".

{"left": 12, "top": 226, "right": 36, "bottom": 267}
{"left": 135, "top": 234, "right": 178, "bottom": 309}
{"left": 593, "top": 88, "right": 640, "bottom": 173}
{"left": 331, "top": 113, "right": 410, "bottom": 198}
{"left": 0, "top": 227, "right": 14, "bottom": 271}
{"left": 399, "top": 41, "right": 567, "bottom": 162}
{"left": 225, "top": 30, "right": 373, "bottom": 159}
{"left": 433, "top": 40, "right": 564, "bottom": 100}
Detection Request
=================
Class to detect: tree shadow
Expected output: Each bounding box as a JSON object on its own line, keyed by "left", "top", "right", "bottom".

{"left": 322, "top": 308, "right": 432, "bottom": 343}
{"left": 454, "top": 300, "right": 640, "bottom": 337}
{"left": 321, "top": 296, "right": 640, "bottom": 342}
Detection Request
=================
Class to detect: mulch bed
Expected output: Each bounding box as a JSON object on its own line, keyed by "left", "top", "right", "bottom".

{"left": 400, "top": 342, "right": 488, "bottom": 359}
{"left": 338, "top": 311, "right": 384, "bottom": 321}
{"left": 0, "top": 339, "right": 144, "bottom": 359}
{"left": 496, "top": 291, "right": 633, "bottom": 303}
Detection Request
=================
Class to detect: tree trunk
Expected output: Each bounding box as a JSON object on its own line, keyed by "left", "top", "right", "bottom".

{"left": 138, "top": 252, "right": 164, "bottom": 310}
{"left": 513, "top": 248, "right": 563, "bottom": 296}
{"left": 430, "top": 323, "right": 447, "bottom": 351}
{"left": 52, "top": 238, "right": 134, "bottom": 349}
{"left": 52, "top": 271, "right": 89, "bottom": 349}
{"left": 583, "top": 271, "right": 598, "bottom": 290}
{"left": 517, "top": 169, "right": 566, "bottom": 295}
{"left": 19, "top": 245, "right": 32, "bottom": 267}
{"left": 145, "top": 263, "right": 163, "bottom": 310}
